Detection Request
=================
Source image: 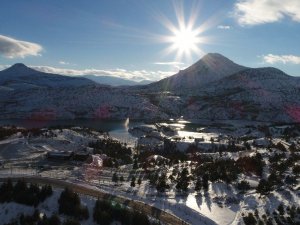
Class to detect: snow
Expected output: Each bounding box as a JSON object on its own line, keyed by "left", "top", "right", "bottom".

{"left": 0, "top": 123, "right": 300, "bottom": 225}
{"left": 2, "top": 55, "right": 300, "bottom": 123}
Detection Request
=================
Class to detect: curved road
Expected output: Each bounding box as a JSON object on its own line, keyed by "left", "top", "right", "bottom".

{"left": 0, "top": 176, "right": 190, "bottom": 225}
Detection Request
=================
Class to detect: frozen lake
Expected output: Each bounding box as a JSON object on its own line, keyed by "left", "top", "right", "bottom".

{"left": 0, "top": 119, "right": 141, "bottom": 146}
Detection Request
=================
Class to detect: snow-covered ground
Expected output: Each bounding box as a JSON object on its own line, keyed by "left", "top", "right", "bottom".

{"left": 0, "top": 124, "right": 300, "bottom": 225}
{"left": 0, "top": 187, "right": 123, "bottom": 225}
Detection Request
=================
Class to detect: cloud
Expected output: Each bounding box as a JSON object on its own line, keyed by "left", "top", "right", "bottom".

{"left": 154, "top": 62, "right": 184, "bottom": 65}
{"left": 262, "top": 54, "right": 300, "bottom": 64}
{"left": 217, "top": 25, "right": 231, "bottom": 29}
{"left": 29, "top": 65, "right": 174, "bottom": 81}
{"left": 0, "top": 64, "right": 10, "bottom": 70}
{"left": 234, "top": 0, "right": 300, "bottom": 25}
{"left": 0, "top": 34, "right": 43, "bottom": 58}
{"left": 59, "top": 61, "right": 69, "bottom": 65}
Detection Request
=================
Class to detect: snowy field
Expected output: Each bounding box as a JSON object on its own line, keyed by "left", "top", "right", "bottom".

{"left": 0, "top": 123, "right": 300, "bottom": 225}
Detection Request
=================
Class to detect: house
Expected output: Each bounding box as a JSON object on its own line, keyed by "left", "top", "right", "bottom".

{"left": 46, "top": 151, "right": 74, "bottom": 160}
{"left": 73, "top": 151, "right": 90, "bottom": 161}
{"left": 85, "top": 154, "right": 108, "bottom": 168}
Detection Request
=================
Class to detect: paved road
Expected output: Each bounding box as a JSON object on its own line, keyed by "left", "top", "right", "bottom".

{"left": 0, "top": 176, "right": 190, "bottom": 225}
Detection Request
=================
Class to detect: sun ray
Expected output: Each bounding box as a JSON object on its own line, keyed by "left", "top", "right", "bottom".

{"left": 156, "top": 1, "right": 215, "bottom": 63}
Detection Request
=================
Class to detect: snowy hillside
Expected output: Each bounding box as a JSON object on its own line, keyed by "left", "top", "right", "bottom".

{"left": 0, "top": 64, "right": 168, "bottom": 120}
{"left": 177, "top": 67, "right": 300, "bottom": 122}
{"left": 0, "top": 63, "right": 95, "bottom": 89}
{"left": 82, "top": 75, "right": 152, "bottom": 86}
{"left": 1, "top": 55, "right": 300, "bottom": 123}
{"left": 145, "top": 53, "right": 247, "bottom": 92}
{"left": 0, "top": 85, "right": 169, "bottom": 120}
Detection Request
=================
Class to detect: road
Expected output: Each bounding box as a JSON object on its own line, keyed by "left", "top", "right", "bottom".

{"left": 0, "top": 175, "right": 190, "bottom": 225}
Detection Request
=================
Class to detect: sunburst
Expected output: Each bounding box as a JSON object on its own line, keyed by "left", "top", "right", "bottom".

{"left": 158, "top": 1, "right": 212, "bottom": 62}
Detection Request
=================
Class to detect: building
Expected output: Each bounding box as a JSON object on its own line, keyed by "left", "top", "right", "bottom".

{"left": 46, "top": 151, "right": 73, "bottom": 160}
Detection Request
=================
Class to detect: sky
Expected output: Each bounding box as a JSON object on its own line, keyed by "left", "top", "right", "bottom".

{"left": 0, "top": 0, "right": 300, "bottom": 81}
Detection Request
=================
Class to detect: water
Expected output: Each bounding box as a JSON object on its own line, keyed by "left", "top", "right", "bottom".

{"left": 0, "top": 119, "right": 142, "bottom": 146}
{"left": 0, "top": 119, "right": 219, "bottom": 145}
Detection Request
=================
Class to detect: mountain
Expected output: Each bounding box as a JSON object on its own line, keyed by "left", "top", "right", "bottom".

{"left": 1, "top": 57, "right": 300, "bottom": 123}
{"left": 82, "top": 75, "right": 152, "bottom": 86}
{"left": 146, "top": 53, "right": 247, "bottom": 92}
{"left": 0, "top": 63, "right": 168, "bottom": 120}
{"left": 0, "top": 63, "right": 95, "bottom": 89}
{"left": 178, "top": 67, "right": 300, "bottom": 122}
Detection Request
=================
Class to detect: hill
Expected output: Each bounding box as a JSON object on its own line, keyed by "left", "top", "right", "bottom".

{"left": 146, "top": 53, "right": 247, "bottom": 92}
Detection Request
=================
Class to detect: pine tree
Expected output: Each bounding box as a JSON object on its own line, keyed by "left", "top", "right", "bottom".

{"left": 131, "top": 176, "right": 136, "bottom": 187}
{"left": 138, "top": 177, "right": 142, "bottom": 186}
{"left": 112, "top": 172, "right": 118, "bottom": 184}
{"left": 202, "top": 174, "right": 209, "bottom": 192}
{"left": 194, "top": 178, "right": 202, "bottom": 192}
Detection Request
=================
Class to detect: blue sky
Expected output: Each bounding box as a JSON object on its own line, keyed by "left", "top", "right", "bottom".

{"left": 0, "top": 0, "right": 299, "bottom": 81}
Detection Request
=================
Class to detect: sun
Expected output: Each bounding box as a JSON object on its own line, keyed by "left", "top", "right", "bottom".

{"left": 157, "top": 1, "right": 212, "bottom": 62}
{"left": 170, "top": 27, "right": 200, "bottom": 57}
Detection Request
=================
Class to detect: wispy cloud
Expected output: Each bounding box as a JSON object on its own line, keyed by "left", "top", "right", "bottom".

{"left": 262, "top": 54, "right": 300, "bottom": 64}
{"left": 234, "top": 0, "right": 300, "bottom": 25}
{"left": 154, "top": 61, "right": 184, "bottom": 65}
{"left": 0, "top": 34, "right": 42, "bottom": 58}
{"left": 0, "top": 64, "right": 10, "bottom": 70}
{"left": 217, "top": 25, "right": 231, "bottom": 29}
{"left": 59, "top": 61, "right": 69, "bottom": 65}
{"left": 29, "top": 65, "right": 174, "bottom": 81}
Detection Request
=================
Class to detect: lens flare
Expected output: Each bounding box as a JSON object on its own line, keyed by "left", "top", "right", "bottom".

{"left": 157, "top": 1, "right": 216, "bottom": 62}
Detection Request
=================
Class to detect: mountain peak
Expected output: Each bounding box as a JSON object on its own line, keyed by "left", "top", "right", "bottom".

{"left": 148, "top": 53, "right": 247, "bottom": 91}
{"left": 182, "top": 52, "right": 247, "bottom": 80}
{"left": 11, "top": 63, "right": 27, "bottom": 68}
{"left": 192, "top": 53, "right": 236, "bottom": 68}
{"left": 2, "top": 63, "right": 39, "bottom": 76}
{"left": 202, "top": 52, "right": 227, "bottom": 59}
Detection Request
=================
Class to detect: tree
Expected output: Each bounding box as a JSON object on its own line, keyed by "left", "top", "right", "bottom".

{"left": 112, "top": 172, "right": 118, "bottom": 184}
{"left": 176, "top": 168, "right": 190, "bottom": 192}
{"left": 132, "top": 211, "right": 150, "bottom": 225}
{"left": 256, "top": 179, "right": 272, "bottom": 195}
{"left": 149, "top": 173, "right": 158, "bottom": 186}
{"left": 194, "top": 178, "right": 202, "bottom": 192}
{"left": 156, "top": 174, "right": 169, "bottom": 192}
{"left": 277, "top": 203, "right": 285, "bottom": 216}
{"left": 138, "top": 177, "right": 142, "bottom": 186}
{"left": 63, "top": 219, "right": 81, "bottom": 225}
{"left": 243, "top": 213, "right": 257, "bottom": 225}
{"left": 202, "top": 174, "right": 209, "bottom": 192}
{"left": 0, "top": 178, "right": 13, "bottom": 202}
{"left": 133, "top": 159, "right": 138, "bottom": 170}
{"left": 237, "top": 180, "right": 251, "bottom": 192}
{"left": 276, "top": 142, "right": 286, "bottom": 152}
{"left": 58, "top": 187, "right": 89, "bottom": 220}
{"left": 49, "top": 214, "right": 61, "bottom": 225}
{"left": 131, "top": 176, "right": 136, "bottom": 188}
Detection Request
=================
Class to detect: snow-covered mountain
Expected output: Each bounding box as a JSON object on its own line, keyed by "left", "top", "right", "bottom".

{"left": 1, "top": 56, "right": 300, "bottom": 123}
{"left": 0, "top": 64, "right": 167, "bottom": 120}
{"left": 177, "top": 67, "right": 300, "bottom": 122}
{"left": 82, "top": 75, "right": 152, "bottom": 86}
{"left": 146, "top": 53, "right": 247, "bottom": 92}
{"left": 0, "top": 63, "right": 95, "bottom": 89}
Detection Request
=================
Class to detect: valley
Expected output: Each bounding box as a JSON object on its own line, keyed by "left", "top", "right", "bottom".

{"left": 0, "top": 53, "right": 300, "bottom": 225}
{"left": 0, "top": 119, "right": 299, "bottom": 225}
